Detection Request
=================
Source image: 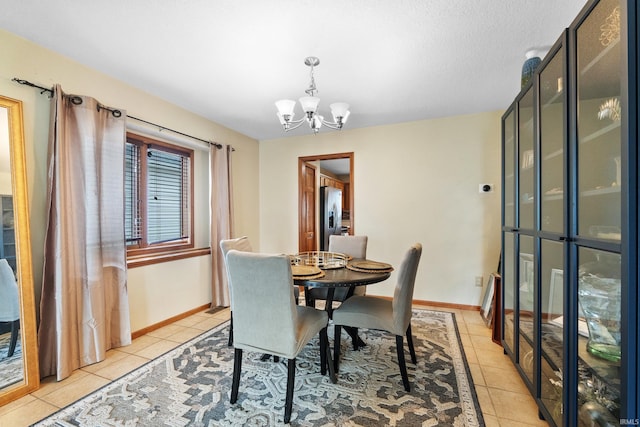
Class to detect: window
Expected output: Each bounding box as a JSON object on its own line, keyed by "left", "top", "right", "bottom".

{"left": 125, "top": 133, "right": 194, "bottom": 256}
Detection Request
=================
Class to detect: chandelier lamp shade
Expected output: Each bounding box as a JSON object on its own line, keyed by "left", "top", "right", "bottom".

{"left": 275, "top": 56, "right": 350, "bottom": 134}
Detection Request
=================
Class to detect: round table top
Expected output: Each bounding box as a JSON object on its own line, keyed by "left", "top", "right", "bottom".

{"left": 293, "top": 264, "right": 391, "bottom": 288}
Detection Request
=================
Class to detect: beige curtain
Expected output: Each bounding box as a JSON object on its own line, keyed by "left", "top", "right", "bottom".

{"left": 210, "top": 144, "right": 234, "bottom": 307}
{"left": 38, "top": 85, "right": 131, "bottom": 381}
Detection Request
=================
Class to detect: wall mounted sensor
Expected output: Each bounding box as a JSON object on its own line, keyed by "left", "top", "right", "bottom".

{"left": 479, "top": 184, "right": 493, "bottom": 193}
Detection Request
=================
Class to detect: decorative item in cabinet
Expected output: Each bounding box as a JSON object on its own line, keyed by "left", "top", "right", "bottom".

{"left": 577, "top": 251, "right": 621, "bottom": 363}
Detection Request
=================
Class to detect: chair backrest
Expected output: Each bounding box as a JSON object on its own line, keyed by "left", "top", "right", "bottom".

{"left": 226, "top": 250, "right": 299, "bottom": 357}
{"left": 219, "top": 237, "right": 253, "bottom": 303}
{"left": 328, "top": 235, "right": 368, "bottom": 259}
{"left": 0, "top": 258, "right": 19, "bottom": 322}
{"left": 220, "top": 236, "right": 252, "bottom": 258}
{"left": 392, "top": 243, "right": 423, "bottom": 334}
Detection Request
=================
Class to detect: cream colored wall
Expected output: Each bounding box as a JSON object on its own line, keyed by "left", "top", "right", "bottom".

{"left": 0, "top": 173, "right": 10, "bottom": 195}
{"left": 1, "top": 26, "right": 502, "bottom": 321}
{"left": 0, "top": 29, "right": 260, "bottom": 332}
{"left": 260, "top": 111, "right": 503, "bottom": 306}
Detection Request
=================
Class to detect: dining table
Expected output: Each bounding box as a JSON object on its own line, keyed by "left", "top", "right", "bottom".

{"left": 292, "top": 255, "right": 393, "bottom": 374}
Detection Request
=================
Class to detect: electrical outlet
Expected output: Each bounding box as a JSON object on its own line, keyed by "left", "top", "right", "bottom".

{"left": 475, "top": 276, "right": 483, "bottom": 287}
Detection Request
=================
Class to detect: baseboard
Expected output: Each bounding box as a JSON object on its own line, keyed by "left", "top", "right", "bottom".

{"left": 413, "top": 299, "right": 481, "bottom": 311}
{"left": 373, "top": 296, "right": 480, "bottom": 311}
{"left": 131, "top": 303, "right": 212, "bottom": 339}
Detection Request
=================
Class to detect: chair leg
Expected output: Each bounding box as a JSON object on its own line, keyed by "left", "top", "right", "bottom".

{"left": 228, "top": 313, "right": 234, "bottom": 347}
{"left": 333, "top": 325, "right": 342, "bottom": 373}
{"left": 406, "top": 324, "right": 417, "bottom": 364}
{"left": 325, "top": 336, "right": 336, "bottom": 384}
{"left": 395, "top": 335, "right": 411, "bottom": 392}
{"left": 231, "top": 348, "right": 242, "bottom": 403}
{"left": 285, "top": 358, "right": 296, "bottom": 424}
{"left": 8, "top": 320, "right": 19, "bottom": 357}
{"left": 294, "top": 286, "right": 300, "bottom": 305}
{"left": 319, "top": 327, "right": 337, "bottom": 383}
{"left": 260, "top": 353, "right": 279, "bottom": 362}
{"left": 343, "top": 326, "right": 360, "bottom": 351}
{"left": 304, "top": 287, "right": 315, "bottom": 307}
{"left": 320, "top": 328, "right": 327, "bottom": 376}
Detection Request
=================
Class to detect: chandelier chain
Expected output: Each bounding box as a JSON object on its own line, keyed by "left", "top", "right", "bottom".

{"left": 305, "top": 62, "right": 317, "bottom": 96}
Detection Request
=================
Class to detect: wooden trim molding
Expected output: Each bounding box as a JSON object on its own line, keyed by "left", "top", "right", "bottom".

{"left": 127, "top": 246, "right": 211, "bottom": 268}
{"left": 412, "top": 299, "right": 481, "bottom": 311}
{"left": 374, "top": 296, "right": 480, "bottom": 312}
{"left": 131, "top": 303, "right": 212, "bottom": 339}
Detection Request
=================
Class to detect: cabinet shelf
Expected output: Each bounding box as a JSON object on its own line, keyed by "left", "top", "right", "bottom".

{"left": 543, "top": 149, "right": 563, "bottom": 161}
{"left": 540, "top": 321, "right": 621, "bottom": 406}
{"left": 543, "top": 193, "right": 564, "bottom": 201}
{"left": 579, "top": 37, "right": 620, "bottom": 77}
{"left": 580, "top": 121, "right": 620, "bottom": 145}
{"left": 580, "top": 185, "right": 621, "bottom": 197}
{"left": 542, "top": 91, "right": 564, "bottom": 108}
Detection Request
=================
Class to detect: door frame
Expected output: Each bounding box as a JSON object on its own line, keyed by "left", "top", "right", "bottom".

{"left": 298, "top": 160, "right": 317, "bottom": 252}
{"left": 298, "top": 152, "right": 354, "bottom": 252}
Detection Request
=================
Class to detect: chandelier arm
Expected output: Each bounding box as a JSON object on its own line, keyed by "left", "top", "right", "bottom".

{"left": 319, "top": 119, "right": 343, "bottom": 130}
{"left": 284, "top": 120, "right": 306, "bottom": 132}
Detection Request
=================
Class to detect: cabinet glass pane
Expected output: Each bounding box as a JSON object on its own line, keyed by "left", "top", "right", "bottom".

{"left": 577, "top": 247, "right": 621, "bottom": 423}
{"left": 518, "top": 234, "right": 534, "bottom": 383}
{"left": 540, "top": 47, "right": 565, "bottom": 234}
{"left": 503, "top": 232, "right": 515, "bottom": 353}
{"left": 518, "top": 89, "right": 535, "bottom": 230}
{"left": 504, "top": 110, "right": 516, "bottom": 227}
{"left": 540, "top": 240, "right": 564, "bottom": 426}
{"left": 576, "top": 0, "right": 621, "bottom": 241}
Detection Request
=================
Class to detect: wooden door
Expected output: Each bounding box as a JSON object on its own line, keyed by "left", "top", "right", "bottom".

{"left": 298, "top": 161, "right": 317, "bottom": 252}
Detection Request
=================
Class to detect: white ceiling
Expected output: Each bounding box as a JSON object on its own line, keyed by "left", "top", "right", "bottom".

{"left": 320, "top": 159, "right": 350, "bottom": 176}
{"left": 0, "top": 0, "right": 588, "bottom": 141}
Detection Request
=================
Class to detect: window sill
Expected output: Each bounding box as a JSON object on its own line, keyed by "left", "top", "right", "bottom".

{"left": 127, "top": 247, "right": 211, "bottom": 268}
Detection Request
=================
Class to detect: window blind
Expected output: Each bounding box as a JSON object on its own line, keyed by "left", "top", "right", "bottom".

{"left": 146, "top": 147, "right": 190, "bottom": 245}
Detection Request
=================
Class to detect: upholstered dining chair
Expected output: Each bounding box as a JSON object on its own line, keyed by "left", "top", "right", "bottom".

{"left": 225, "top": 250, "right": 334, "bottom": 424}
{"left": 332, "top": 243, "right": 422, "bottom": 391}
{"left": 220, "top": 236, "right": 300, "bottom": 347}
{"left": 306, "top": 235, "right": 368, "bottom": 310}
{"left": 220, "top": 236, "right": 253, "bottom": 347}
{"left": 0, "top": 258, "right": 20, "bottom": 357}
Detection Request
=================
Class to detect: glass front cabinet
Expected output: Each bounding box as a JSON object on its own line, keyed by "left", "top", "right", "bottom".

{"left": 500, "top": 0, "right": 639, "bottom": 425}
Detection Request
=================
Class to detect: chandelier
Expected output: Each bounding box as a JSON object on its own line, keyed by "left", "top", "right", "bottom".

{"left": 275, "top": 56, "right": 350, "bottom": 134}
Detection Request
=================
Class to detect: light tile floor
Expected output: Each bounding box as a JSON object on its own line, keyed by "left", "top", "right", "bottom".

{"left": 0, "top": 306, "right": 550, "bottom": 426}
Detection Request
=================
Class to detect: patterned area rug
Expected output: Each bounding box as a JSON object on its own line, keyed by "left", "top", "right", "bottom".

{"left": 34, "top": 309, "right": 484, "bottom": 426}
{"left": 0, "top": 331, "right": 23, "bottom": 389}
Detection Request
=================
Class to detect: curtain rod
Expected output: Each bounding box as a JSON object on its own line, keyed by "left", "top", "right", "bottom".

{"left": 12, "top": 78, "right": 229, "bottom": 150}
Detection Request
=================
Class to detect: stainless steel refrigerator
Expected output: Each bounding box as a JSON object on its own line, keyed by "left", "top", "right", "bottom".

{"left": 320, "top": 186, "right": 342, "bottom": 251}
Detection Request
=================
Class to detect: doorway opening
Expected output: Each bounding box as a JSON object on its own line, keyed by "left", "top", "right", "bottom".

{"left": 298, "top": 152, "right": 354, "bottom": 252}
